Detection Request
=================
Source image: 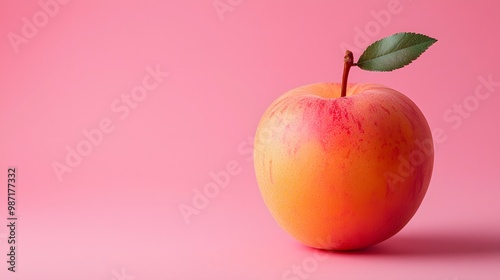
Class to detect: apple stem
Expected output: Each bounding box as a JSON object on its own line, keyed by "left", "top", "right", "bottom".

{"left": 341, "top": 50, "right": 354, "bottom": 98}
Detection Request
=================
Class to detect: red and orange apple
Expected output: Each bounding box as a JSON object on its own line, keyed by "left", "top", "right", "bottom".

{"left": 254, "top": 40, "right": 436, "bottom": 250}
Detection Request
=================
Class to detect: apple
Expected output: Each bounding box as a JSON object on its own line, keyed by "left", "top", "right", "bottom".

{"left": 254, "top": 34, "right": 436, "bottom": 250}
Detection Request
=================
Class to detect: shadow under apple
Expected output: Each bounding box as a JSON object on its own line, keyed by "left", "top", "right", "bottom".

{"left": 302, "top": 230, "right": 500, "bottom": 258}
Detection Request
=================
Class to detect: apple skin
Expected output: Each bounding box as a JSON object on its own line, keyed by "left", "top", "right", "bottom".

{"left": 254, "top": 83, "right": 434, "bottom": 250}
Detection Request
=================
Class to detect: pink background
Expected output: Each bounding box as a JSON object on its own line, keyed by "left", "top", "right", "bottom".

{"left": 1, "top": 0, "right": 499, "bottom": 279}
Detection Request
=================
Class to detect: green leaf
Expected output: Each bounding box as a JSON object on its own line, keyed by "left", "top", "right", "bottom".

{"left": 356, "top": 32, "right": 437, "bottom": 72}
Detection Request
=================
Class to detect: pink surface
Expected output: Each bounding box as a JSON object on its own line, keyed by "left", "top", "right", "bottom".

{"left": 0, "top": 0, "right": 499, "bottom": 279}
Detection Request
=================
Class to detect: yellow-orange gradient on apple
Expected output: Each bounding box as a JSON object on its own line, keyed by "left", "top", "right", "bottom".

{"left": 254, "top": 83, "right": 434, "bottom": 250}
